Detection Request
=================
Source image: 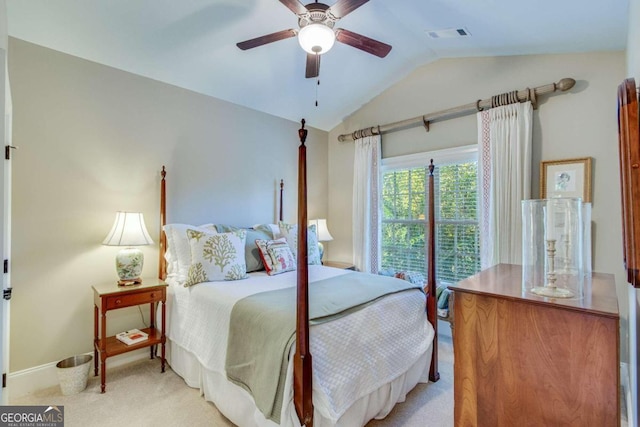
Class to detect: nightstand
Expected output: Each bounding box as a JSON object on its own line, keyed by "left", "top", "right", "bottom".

{"left": 92, "top": 279, "right": 167, "bottom": 393}
{"left": 323, "top": 260, "right": 356, "bottom": 270}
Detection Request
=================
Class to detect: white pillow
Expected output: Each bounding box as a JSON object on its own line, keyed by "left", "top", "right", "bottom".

{"left": 278, "top": 222, "right": 321, "bottom": 265}
{"left": 164, "top": 249, "right": 175, "bottom": 277}
{"left": 163, "top": 223, "right": 217, "bottom": 282}
{"left": 184, "top": 228, "right": 248, "bottom": 287}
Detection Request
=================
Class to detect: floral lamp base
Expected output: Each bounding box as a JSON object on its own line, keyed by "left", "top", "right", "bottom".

{"left": 116, "top": 247, "right": 144, "bottom": 286}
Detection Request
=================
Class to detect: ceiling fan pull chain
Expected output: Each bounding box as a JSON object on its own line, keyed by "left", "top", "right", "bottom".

{"left": 315, "top": 78, "right": 320, "bottom": 107}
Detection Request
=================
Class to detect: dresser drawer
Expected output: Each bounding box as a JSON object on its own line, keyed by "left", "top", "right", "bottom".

{"left": 105, "top": 288, "right": 164, "bottom": 310}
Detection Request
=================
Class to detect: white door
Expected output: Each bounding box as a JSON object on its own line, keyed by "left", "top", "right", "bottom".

{"left": 0, "top": 0, "right": 9, "bottom": 404}
{"left": 0, "top": 50, "right": 10, "bottom": 405}
{"left": 0, "top": 54, "right": 10, "bottom": 404}
{"left": 0, "top": 1, "right": 12, "bottom": 404}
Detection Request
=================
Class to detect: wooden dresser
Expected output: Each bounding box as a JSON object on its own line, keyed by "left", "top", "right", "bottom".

{"left": 449, "top": 263, "right": 619, "bottom": 426}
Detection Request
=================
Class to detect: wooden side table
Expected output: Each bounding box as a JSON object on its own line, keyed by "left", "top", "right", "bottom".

{"left": 92, "top": 279, "right": 168, "bottom": 393}
{"left": 323, "top": 260, "right": 356, "bottom": 270}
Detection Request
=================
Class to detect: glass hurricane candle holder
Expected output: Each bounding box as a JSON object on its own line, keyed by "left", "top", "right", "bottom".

{"left": 522, "top": 198, "right": 584, "bottom": 299}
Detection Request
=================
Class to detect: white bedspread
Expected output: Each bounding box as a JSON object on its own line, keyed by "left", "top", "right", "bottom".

{"left": 166, "top": 265, "right": 434, "bottom": 424}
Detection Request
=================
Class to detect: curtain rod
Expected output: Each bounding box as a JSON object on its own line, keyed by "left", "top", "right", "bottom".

{"left": 337, "top": 78, "right": 576, "bottom": 142}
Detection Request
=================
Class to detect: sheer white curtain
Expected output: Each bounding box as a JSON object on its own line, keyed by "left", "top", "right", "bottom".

{"left": 352, "top": 135, "right": 381, "bottom": 273}
{"left": 478, "top": 101, "right": 532, "bottom": 268}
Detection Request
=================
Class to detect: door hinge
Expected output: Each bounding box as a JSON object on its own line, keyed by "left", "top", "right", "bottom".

{"left": 2, "top": 288, "right": 10, "bottom": 300}
{"left": 5, "top": 145, "right": 17, "bottom": 160}
{"left": 2, "top": 373, "right": 6, "bottom": 388}
{"left": 3, "top": 259, "right": 7, "bottom": 274}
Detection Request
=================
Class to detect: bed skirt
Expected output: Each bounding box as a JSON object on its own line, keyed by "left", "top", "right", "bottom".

{"left": 166, "top": 338, "right": 433, "bottom": 427}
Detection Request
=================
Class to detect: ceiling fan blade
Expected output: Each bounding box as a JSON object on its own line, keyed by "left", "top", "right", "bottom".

{"left": 305, "top": 53, "right": 320, "bottom": 78}
{"left": 329, "top": 0, "right": 369, "bottom": 19}
{"left": 236, "top": 29, "right": 297, "bottom": 50}
{"left": 335, "top": 28, "right": 392, "bottom": 58}
{"left": 279, "top": 0, "right": 308, "bottom": 15}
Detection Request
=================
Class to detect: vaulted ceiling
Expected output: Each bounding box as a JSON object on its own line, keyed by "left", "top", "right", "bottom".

{"left": 6, "top": 0, "right": 629, "bottom": 130}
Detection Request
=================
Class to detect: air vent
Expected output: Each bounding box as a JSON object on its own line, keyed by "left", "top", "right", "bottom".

{"left": 426, "top": 27, "right": 471, "bottom": 39}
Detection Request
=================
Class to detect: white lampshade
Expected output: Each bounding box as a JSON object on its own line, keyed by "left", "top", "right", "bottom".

{"left": 308, "top": 219, "right": 333, "bottom": 242}
{"left": 103, "top": 212, "right": 153, "bottom": 246}
{"left": 298, "top": 23, "right": 336, "bottom": 54}
{"left": 103, "top": 212, "right": 153, "bottom": 286}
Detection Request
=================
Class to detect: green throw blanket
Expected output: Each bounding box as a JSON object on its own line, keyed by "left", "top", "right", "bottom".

{"left": 225, "top": 272, "right": 424, "bottom": 423}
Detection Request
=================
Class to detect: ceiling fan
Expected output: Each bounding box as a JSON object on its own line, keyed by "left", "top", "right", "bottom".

{"left": 236, "top": 0, "right": 392, "bottom": 78}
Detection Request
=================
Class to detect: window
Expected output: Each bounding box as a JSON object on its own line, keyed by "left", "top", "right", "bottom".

{"left": 381, "top": 146, "right": 481, "bottom": 284}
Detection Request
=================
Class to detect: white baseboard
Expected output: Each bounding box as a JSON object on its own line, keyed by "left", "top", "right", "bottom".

{"left": 7, "top": 349, "right": 149, "bottom": 400}
{"left": 621, "top": 362, "right": 632, "bottom": 426}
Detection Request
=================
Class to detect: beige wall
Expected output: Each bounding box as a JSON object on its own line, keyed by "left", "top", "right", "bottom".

{"left": 8, "top": 38, "right": 328, "bottom": 372}
{"left": 629, "top": 0, "right": 640, "bottom": 80}
{"left": 328, "top": 52, "right": 627, "bottom": 351}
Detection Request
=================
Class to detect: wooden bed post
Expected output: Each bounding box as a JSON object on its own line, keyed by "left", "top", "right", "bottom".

{"left": 427, "top": 159, "right": 440, "bottom": 382}
{"left": 279, "top": 179, "right": 284, "bottom": 222}
{"left": 293, "top": 119, "right": 313, "bottom": 427}
{"left": 159, "top": 166, "right": 167, "bottom": 281}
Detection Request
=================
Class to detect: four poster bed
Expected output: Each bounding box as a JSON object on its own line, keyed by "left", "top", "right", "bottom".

{"left": 156, "top": 120, "right": 439, "bottom": 427}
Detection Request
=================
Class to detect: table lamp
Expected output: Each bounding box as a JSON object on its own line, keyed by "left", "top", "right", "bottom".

{"left": 308, "top": 218, "right": 333, "bottom": 262}
{"left": 103, "top": 212, "right": 153, "bottom": 286}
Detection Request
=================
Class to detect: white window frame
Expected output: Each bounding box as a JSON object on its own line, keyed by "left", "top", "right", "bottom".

{"left": 380, "top": 144, "right": 479, "bottom": 284}
{"left": 381, "top": 145, "right": 477, "bottom": 171}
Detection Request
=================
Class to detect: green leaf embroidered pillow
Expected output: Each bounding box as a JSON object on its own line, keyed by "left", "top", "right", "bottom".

{"left": 278, "top": 222, "right": 321, "bottom": 265}
{"left": 185, "top": 228, "right": 248, "bottom": 287}
{"left": 213, "top": 224, "right": 273, "bottom": 273}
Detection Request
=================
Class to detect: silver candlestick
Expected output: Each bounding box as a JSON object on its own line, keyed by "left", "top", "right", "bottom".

{"left": 531, "top": 239, "right": 574, "bottom": 298}
{"left": 546, "top": 239, "right": 557, "bottom": 288}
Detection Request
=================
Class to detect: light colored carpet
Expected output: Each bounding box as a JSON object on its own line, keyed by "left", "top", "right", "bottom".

{"left": 11, "top": 336, "right": 454, "bottom": 427}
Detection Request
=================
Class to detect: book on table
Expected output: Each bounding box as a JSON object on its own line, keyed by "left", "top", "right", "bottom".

{"left": 116, "top": 328, "right": 149, "bottom": 345}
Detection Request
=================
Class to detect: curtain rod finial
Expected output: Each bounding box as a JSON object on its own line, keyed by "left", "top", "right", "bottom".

{"left": 556, "top": 78, "right": 576, "bottom": 92}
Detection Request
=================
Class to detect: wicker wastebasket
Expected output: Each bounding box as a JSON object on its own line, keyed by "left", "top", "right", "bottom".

{"left": 56, "top": 355, "right": 92, "bottom": 395}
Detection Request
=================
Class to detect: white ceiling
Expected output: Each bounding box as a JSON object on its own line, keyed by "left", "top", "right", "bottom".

{"left": 6, "top": 0, "right": 629, "bottom": 131}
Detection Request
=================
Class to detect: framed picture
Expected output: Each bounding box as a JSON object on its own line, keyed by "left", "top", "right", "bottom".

{"left": 540, "top": 157, "right": 592, "bottom": 202}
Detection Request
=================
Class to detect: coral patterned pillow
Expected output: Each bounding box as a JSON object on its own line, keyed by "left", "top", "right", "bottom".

{"left": 278, "top": 222, "right": 321, "bottom": 265}
{"left": 255, "top": 238, "right": 296, "bottom": 276}
{"left": 163, "top": 223, "right": 217, "bottom": 282}
{"left": 184, "top": 228, "right": 248, "bottom": 287}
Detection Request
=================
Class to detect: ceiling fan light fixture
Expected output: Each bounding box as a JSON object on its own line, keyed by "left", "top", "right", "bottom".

{"left": 298, "top": 23, "right": 336, "bottom": 55}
